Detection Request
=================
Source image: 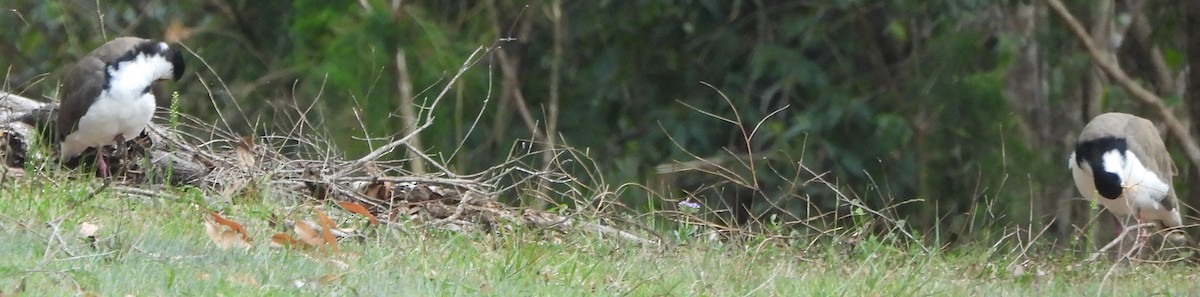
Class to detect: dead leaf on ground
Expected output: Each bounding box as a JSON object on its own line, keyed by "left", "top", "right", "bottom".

{"left": 270, "top": 234, "right": 306, "bottom": 249}
{"left": 204, "top": 212, "right": 252, "bottom": 250}
{"left": 336, "top": 201, "right": 380, "bottom": 225}
{"left": 294, "top": 221, "right": 325, "bottom": 247}
{"left": 203, "top": 219, "right": 251, "bottom": 250}
{"left": 314, "top": 209, "right": 339, "bottom": 252}
{"left": 208, "top": 212, "right": 252, "bottom": 241}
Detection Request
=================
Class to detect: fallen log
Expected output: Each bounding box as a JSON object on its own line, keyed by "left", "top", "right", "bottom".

{"left": 1, "top": 91, "right": 211, "bottom": 185}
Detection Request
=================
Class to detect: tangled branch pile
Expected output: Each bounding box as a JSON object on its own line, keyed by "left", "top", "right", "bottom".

{"left": 0, "top": 91, "right": 658, "bottom": 245}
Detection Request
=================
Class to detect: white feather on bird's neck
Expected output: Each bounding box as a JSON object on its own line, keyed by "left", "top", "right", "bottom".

{"left": 104, "top": 44, "right": 175, "bottom": 101}
{"left": 1100, "top": 150, "right": 1169, "bottom": 210}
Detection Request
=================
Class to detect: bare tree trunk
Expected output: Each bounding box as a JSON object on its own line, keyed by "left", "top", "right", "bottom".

{"left": 1084, "top": 0, "right": 1112, "bottom": 119}
{"left": 1005, "top": 2, "right": 1071, "bottom": 242}
{"left": 395, "top": 50, "right": 425, "bottom": 174}
{"left": 1184, "top": 0, "right": 1200, "bottom": 237}
{"left": 533, "top": 0, "right": 565, "bottom": 210}
{"left": 998, "top": 1, "right": 1121, "bottom": 248}
{"left": 1084, "top": 0, "right": 1121, "bottom": 252}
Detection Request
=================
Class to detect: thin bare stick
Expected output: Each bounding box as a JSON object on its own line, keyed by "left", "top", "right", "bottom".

{"left": 95, "top": 0, "right": 107, "bottom": 40}
{"left": 177, "top": 43, "right": 240, "bottom": 134}
{"left": 344, "top": 47, "right": 488, "bottom": 172}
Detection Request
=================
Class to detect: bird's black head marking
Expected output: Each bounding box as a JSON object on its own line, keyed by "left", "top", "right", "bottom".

{"left": 109, "top": 40, "right": 185, "bottom": 81}
{"left": 168, "top": 48, "right": 185, "bottom": 81}
{"left": 111, "top": 41, "right": 163, "bottom": 70}
{"left": 1093, "top": 171, "right": 1123, "bottom": 199}
{"left": 1074, "top": 136, "right": 1127, "bottom": 200}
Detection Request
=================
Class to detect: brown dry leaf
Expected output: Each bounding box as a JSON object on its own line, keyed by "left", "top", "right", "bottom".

{"left": 209, "top": 212, "right": 252, "bottom": 242}
{"left": 163, "top": 18, "right": 192, "bottom": 43}
{"left": 293, "top": 221, "right": 324, "bottom": 247}
{"left": 314, "top": 209, "right": 339, "bottom": 252}
{"left": 336, "top": 201, "right": 380, "bottom": 225}
{"left": 234, "top": 135, "right": 256, "bottom": 170}
{"left": 78, "top": 222, "right": 101, "bottom": 238}
{"left": 270, "top": 234, "right": 306, "bottom": 249}
{"left": 203, "top": 219, "right": 251, "bottom": 250}
{"left": 294, "top": 221, "right": 325, "bottom": 247}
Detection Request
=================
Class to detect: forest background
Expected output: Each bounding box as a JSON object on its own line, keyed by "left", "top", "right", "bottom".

{"left": 3, "top": 0, "right": 1199, "bottom": 246}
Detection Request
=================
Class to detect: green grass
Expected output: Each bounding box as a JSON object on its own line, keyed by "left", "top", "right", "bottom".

{"left": 1, "top": 179, "right": 1199, "bottom": 296}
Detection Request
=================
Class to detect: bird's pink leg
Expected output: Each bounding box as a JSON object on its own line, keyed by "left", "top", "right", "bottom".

{"left": 96, "top": 149, "right": 108, "bottom": 178}
{"left": 99, "top": 134, "right": 127, "bottom": 178}
{"left": 1113, "top": 218, "right": 1123, "bottom": 239}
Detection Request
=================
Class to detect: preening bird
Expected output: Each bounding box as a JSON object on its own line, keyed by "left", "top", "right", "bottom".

{"left": 1068, "top": 112, "right": 1182, "bottom": 248}
{"left": 56, "top": 37, "right": 185, "bottom": 175}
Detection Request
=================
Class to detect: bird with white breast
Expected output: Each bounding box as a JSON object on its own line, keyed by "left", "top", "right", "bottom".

{"left": 1068, "top": 112, "right": 1183, "bottom": 256}
{"left": 56, "top": 37, "right": 185, "bottom": 176}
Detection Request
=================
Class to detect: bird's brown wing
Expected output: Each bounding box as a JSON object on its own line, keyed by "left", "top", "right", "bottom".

{"left": 56, "top": 37, "right": 150, "bottom": 140}
{"left": 55, "top": 55, "right": 105, "bottom": 140}
{"left": 1121, "top": 114, "right": 1180, "bottom": 212}
{"left": 1123, "top": 116, "right": 1172, "bottom": 177}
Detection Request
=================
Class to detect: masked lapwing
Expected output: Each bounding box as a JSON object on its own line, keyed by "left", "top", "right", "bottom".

{"left": 1068, "top": 112, "right": 1183, "bottom": 253}
{"left": 56, "top": 37, "right": 185, "bottom": 176}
